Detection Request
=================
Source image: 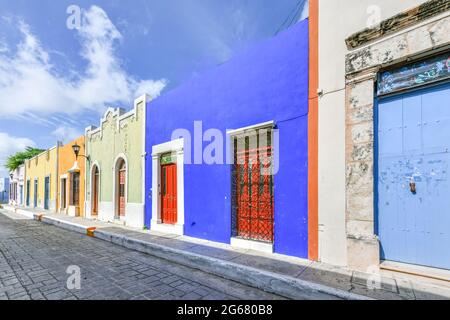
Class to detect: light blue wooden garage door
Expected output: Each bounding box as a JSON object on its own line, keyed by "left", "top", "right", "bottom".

{"left": 377, "top": 81, "right": 450, "bottom": 270}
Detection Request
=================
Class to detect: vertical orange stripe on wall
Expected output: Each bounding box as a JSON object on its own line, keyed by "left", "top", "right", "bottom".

{"left": 308, "top": 0, "right": 319, "bottom": 261}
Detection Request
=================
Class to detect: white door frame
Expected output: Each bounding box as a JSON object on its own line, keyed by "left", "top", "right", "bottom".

{"left": 112, "top": 154, "right": 128, "bottom": 221}
{"left": 59, "top": 174, "right": 68, "bottom": 213}
{"left": 227, "top": 121, "right": 276, "bottom": 253}
{"left": 90, "top": 161, "right": 101, "bottom": 217}
{"left": 151, "top": 138, "right": 185, "bottom": 235}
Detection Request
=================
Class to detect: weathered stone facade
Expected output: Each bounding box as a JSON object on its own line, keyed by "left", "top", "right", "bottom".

{"left": 346, "top": 0, "right": 450, "bottom": 49}
{"left": 344, "top": 3, "right": 450, "bottom": 271}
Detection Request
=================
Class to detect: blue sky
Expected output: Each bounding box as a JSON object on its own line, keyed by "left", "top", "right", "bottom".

{"left": 0, "top": 0, "right": 308, "bottom": 177}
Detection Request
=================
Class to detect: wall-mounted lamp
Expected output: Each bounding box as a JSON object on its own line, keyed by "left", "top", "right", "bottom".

{"left": 72, "top": 144, "right": 90, "bottom": 162}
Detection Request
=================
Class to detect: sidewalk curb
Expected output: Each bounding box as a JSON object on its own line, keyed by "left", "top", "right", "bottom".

{"left": 40, "top": 215, "right": 89, "bottom": 234}
{"left": 96, "top": 229, "right": 370, "bottom": 300}
{"left": 38, "top": 214, "right": 370, "bottom": 300}
{"left": 2, "top": 205, "right": 36, "bottom": 219}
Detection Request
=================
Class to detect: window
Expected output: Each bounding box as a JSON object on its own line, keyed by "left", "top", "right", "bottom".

{"left": 71, "top": 173, "right": 80, "bottom": 206}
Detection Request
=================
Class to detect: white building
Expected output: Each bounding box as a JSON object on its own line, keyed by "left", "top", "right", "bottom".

{"left": 9, "top": 165, "right": 25, "bottom": 206}
{"left": 0, "top": 178, "right": 9, "bottom": 204}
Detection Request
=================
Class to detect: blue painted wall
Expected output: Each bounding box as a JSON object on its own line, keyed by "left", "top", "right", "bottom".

{"left": 0, "top": 178, "right": 9, "bottom": 204}
{"left": 145, "top": 19, "right": 309, "bottom": 258}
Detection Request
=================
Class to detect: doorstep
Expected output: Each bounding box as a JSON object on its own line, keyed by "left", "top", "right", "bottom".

{"left": 381, "top": 260, "right": 450, "bottom": 284}
{"left": 230, "top": 237, "right": 274, "bottom": 254}
{"left": 2, "top": 207, "right": 450, "bottom": 300}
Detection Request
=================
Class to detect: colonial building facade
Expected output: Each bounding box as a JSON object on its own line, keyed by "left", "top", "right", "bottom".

{"left": 145, "top": 20, "right": 310, "bottom": 258}
{"left": 9, "top": 165, "right": 24, "bottom": 206}
{"left": 1, "top": 0, "right": 447, "bottom": 277}
{"left": 24, "top": 146, "right": 60, "bottom": 211}
{"left": 85, "top": 95, "right": 149, "bottom": 229}
{"left": 315, "top": 0, "right": 450, "bottom": 273}
{"left": 57, "top": 136, "right": 86, "bottom": 217}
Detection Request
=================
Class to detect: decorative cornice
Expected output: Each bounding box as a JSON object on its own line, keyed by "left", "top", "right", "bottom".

{"left": 85, "top": 94, "right": 150, "bottom": 139}
{"left": 345, "top": 0, "right": 450, "bottom": 49}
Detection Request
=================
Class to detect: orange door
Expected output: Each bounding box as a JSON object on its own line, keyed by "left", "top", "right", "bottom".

{"left": 119, "top": 169, "right": 126, "bottom": 216}
{"left": 161, "top": 164, "right": 177, "bottom": 224}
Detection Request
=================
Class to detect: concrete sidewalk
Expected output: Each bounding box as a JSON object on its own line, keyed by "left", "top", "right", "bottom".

{"left": 2, "top": 205, "right": 450, "bottom": 300}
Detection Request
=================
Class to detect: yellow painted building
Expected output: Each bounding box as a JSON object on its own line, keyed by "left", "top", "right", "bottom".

{"left": 57, "top": 136, "right": 86, "bottom": 217}
{"left": 24, "top": 144, "right": 60, "bottom": 211}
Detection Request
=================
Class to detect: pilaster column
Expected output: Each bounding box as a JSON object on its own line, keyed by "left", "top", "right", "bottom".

{"left": 345, "top": 70, "right": 379, "bottom": 272}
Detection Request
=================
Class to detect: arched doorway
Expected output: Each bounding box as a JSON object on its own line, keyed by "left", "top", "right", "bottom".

{"left": 115, "top": 158, "right": 126, "bottom": 219}
{"left": 91, "top": 165, "right": 99, "bottom": 216}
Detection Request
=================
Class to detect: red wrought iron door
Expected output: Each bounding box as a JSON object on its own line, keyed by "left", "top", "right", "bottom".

{"left": 161, "top": 164, "right": 177, "bottom": 224}
{"left": 234, "top": 144, "right": 274, "bottom": 243}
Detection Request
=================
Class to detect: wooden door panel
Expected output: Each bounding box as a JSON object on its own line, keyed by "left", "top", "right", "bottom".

{"left": 161, "top": 164, "right": 177, "bottom": 225}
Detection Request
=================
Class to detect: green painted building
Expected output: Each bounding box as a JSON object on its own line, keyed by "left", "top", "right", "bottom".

{"left": 85, "top": 95, "right": 149, "bottom": 228}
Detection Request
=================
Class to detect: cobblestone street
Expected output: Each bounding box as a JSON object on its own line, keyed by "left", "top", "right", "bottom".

{"left": 0, "top": 211, "right": 284, "bottom": 300}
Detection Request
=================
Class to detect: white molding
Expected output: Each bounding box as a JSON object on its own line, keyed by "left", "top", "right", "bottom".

{"left": 98, "top": 201, "right": 114, "bottom": 222}
{"left": 152, "top": 138, "right": 184, "bottom": 156}
{"left": 89, "top": 161, "right": 101, "bottom": 218}
{"left": 67, "top": 205, "right": 79, "bottom": 217}
{"left": 136, "top": 95, "right": 150, "bottom": 214}
{"left": 151, "top": 138, "right": 185, "bottom": 236}
{"left": 112, "top": 153, "right": 128, "bottom": 220}
{"left": 126, "top": 202, "right": 145, "bottom": 228}
{"left": 227, "top": 121, "right": 275, "bottom": 136}
{"left": 58, "top": 176, "right": 68, "bottom": 213}
{"left": 230, "top": 237, "right": 274, "bottom": 254}
{"left": 55, "top": 144, "right": 59, "bottom": 214}
{"left": 84, "top": 134, "right": 88, "bottom": 218}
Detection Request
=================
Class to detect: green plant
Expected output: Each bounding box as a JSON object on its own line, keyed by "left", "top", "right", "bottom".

{"left": 5, "top": 147, "right": 45, "bottom": 172}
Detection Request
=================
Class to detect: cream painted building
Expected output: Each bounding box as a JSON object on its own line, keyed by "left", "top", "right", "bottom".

{"left": 317, "top": 0, "right": 440, "bottom": 269}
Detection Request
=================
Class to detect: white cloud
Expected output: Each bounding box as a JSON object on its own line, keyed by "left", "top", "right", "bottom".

{"left": 0, "top": 41, "right": 7, "bottom": 53}
{"left": 0, "top": 6, "right": 167, "bottom": 117}
{"left": 298, "top": 0, "right": 309, "bottom": 22}
{"left": 51, "top": 126, "right": 82, "bottom": 143}
{"left": 0, "top": 132, "right": 36, "bottom": 177}
{"left": 134, "top": 79, "right": 169, "bottom": 99}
